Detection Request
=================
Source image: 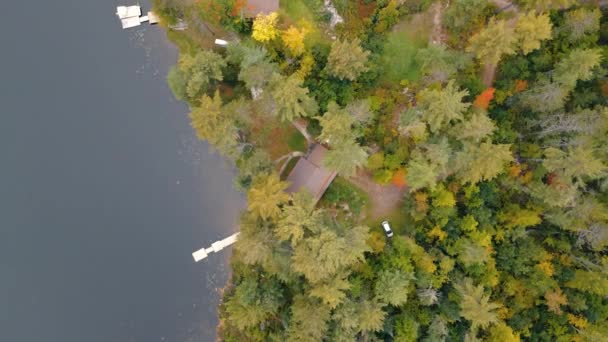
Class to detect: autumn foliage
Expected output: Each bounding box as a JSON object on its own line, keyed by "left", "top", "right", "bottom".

{"left": 392, "top": 169, "right": 407, "bottom": 187}
{"left": 473, "top": 87, "right": 495, "bottom": 109}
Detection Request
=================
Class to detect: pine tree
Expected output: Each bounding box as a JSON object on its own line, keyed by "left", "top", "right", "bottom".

{"left": 323, "top": 140, "right": 367, "bottom": 177}
{"left": 224, "top": 277, "right": 283, "bottom": 330}
{"left": 454, "top": 278, "right": 502, "bottom": 330}
{"left": 317, "top": 102, "right": 356, "bottom": 146}
{"left": 453, "top": 111, "right": 496, "bottom": 142}
{"left": 374, "top": 269, "right": 412, "bottom": 306}
{"left": 454, "top": 142, "right": 513, "bottom": 184}
{"left": 563, "top": 7, "right": 601, "bottom": 42}
{"left": 189, "top": 91, "right": 238, "bottom": 155}
{"left": 325, "top": 38, "right": 370, "bottom": 81}
{"left": 247, "top": 173, "right": 290, "bottom": 220}
{"left": 168, "top": 49, "right": 226, "bottom": 102}
{"left": 419, "top": 80, "right": 470, "bottom": 133}
{"left": 553, "top": 48, "right": 603, "bottom": 88}
{"left": 287, "top": 295, "right": 331, "bottom": 342}
{"left": 467, "top": 18, "right": 517, "bottom": 65}
{"left": 269, "top": 74, "right": 318, "bottom": 122}
{"left": 515, "top": 11, "right": 552, "bottom": 55}
{"left": 275, "top": 191, "right": 323, "bottom": 245}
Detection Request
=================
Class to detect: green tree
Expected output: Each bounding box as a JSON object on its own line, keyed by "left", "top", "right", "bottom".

{"left": 516, "top": 0, "right": 574, "bottom": 11}
{"left": 357, "top": 299, "right": 386, "bottom": 332}
{"left": 224, "top": 277, "right": 283, "bottom": 330}
{"left": 565, "top": 270, "right": 608, "bottom": 296}
{"left": 247, "top": 173, "right": 290, "bottom": 220}
{"left": 292, "top": 225, "right": 370, "bottom": 283}
{"left": 235, "top": 149, "right": 273, "bottom": 191}
{"left": 276, "top": 191, "right": 323, "bottom": 245}
{"left": 167, "top": 50, "right": 226, "bottom": 102}
{"left": 325, "top": 38, "right": 370, "bottom": 81}
{"left": 419, "top": 80, "right": 470, "bottom": 133}
{"left": 287, "top": 295, "right": 331, "bottom": 342}
{"left": 515, "top": 11, "right": 552, "bottom": 55}
{"left": 521, "top": 81, "right": 570, "bottom": 113}
{"left": 423, "top": 315, "right": 449, "bottom": 342}
{"left": 394, "top": 314, "right": 419, "bottom": 342}
{"left": 317, "top": 102, "right": 356, "bottom": 145}
{"left": 374, "top": 269, "right": 412, "bottom": 306}
{"left": 563, "top": 7, "right": 601, "bottom": 42}
{"left": 553, "top": 48, "right": 603, "bottom": 88}
{"left": 454, "top": 142, "right": 513, "bottom": 184}
{"left": 445, "top": 0, "right": 493, "bottom": 41}
{"left": 543, "top": 145, "right": 607, "bottom": 183}
{"left": 189, "top": 91, "right": 238, "bottom": 155}
{"left": 454, "top": 278, "right": 502, "bottom": 330}
{"left": 467, "top": 18, "right": 517, "bottom": 65}
{"left": 453, "top": 111, "right": 496, "bottom": 142}
{"left": 269, "top": 74, "right": 318, "bottom": 122}
{"left": 323, "top": 140, "right": 367, "bottom": 177}
{"left": 234, "top": 211, "right": 275, "bottom": 266}
{"left": 416, "top": 45, "right": 471, "bottom": 83}
{"left": 309, "top": 274, "right": 351, "bottom": 309}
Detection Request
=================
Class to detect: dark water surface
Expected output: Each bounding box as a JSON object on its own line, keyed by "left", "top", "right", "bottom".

{"left": 0, "top": 1, "right": 244, "bottom": 341}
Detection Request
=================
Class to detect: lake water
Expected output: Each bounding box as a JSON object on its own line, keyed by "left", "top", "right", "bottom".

{"left": 0, "top": 1, "right": 244, "bottom": 341}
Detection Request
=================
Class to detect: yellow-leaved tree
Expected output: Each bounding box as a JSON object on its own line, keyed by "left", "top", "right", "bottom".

{"left": 252, "top": 12, "right": 279, "bottom": 43}
{"left": 282, "top": 25, "right": 308, "bottom": 56}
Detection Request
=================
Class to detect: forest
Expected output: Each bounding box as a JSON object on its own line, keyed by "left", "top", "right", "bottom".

{"left": 152, "top": 0, "right": 607, "bottom": 340}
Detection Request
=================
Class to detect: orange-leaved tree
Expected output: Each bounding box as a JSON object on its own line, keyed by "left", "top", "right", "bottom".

{"left": 473, "top": 87, "right": 495, "bottom": 109}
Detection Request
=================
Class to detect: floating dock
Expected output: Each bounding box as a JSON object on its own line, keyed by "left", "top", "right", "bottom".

{"left": 116, "top": 5, "right": 159, "bottom": 29}
{"left": 192, "top": 232, "right": 240, "bottom": 262}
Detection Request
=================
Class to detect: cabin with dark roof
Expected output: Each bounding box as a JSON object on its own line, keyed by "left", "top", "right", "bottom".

{"left": 241, "top": 0, "right": 280, "bottom": 17}
{"left": 285, "top": 144, "right": 338, "bottom": 204}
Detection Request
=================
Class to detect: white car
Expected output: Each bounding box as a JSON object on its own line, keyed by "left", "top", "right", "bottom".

{"left": 381, "top": 221, "right": 394, "bottom": 238}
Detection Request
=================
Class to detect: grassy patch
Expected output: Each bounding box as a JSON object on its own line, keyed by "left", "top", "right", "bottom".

{"left": 364, "top": 206, "right": 411, "bottom": 238}
{"left": 287, "top": 131, "right": 307, "bottom": 151}
{"left": 381, "top": 30, "right": 425, "bottom": 83}
{"left": 320, "top": 177, "right": 369, "bottom": 217}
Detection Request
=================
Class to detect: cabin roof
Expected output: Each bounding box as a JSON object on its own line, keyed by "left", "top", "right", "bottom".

{"left": 286, "top": 144, "right": 337, "bottom": 204}
{"left": 242, "top": 0, "right": 279, "bottom": 17}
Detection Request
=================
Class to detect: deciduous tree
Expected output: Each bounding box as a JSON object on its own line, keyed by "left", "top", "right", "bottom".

{"left": 514, "top": 11, "right": 552, "bottom": 55}
{"left": 252, "top": 12, "right": 279, "bottom": 42}
{"left": 168, "top": 50, "right": 226, "bottom": 102}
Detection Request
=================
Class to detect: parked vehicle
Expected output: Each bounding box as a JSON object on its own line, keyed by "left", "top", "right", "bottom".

{"left": 381, "top": 220, "right": 394, "bottom": 238}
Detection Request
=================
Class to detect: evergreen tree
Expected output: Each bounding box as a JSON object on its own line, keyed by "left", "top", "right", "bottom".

{"left": 454, "top": 278, "right": 502, "bottom": 330}
{"left": 189, "top": 91, "right": 238, "bottom": 155}
{"left": 467, "top": 18, "right": 517, "bottom": 65}
{"left": 453, "top": 111, "right": 496, "bottom": 142}
{"left": 317, "top": 102, "right": 356, "bottom": 146}
{"left": 374, "top": 269, "right": 412, "bottom": 306}
{"left": 553, "top": 48, "right": 603, "bottom": 88}
{"left": 563, "top": 7, "right": 601, "bottom": 42}
{"left": 323, "top": 140, "right": 367, "bottom": 177}
{"left": 269, "top": 74, "right": 318, "bottom": 122}
{"left": 247, "top": 173, "right": 290, "bottom": 220}
{"left": 454, "top": 142, "right": 513, "bottom": 184}
{"left": 224, "top": 277, "right": 283, "bottom": 330}
{"left": 419, "top": 80, "right": 470, "bottom": 133}
{"left": 287, "top": 295, "right": 331, "bottom": 342}
{"left": 325, "top": 38, "right": 370, "bottom": 81}
{"left": 168, "top": 50, "right": 226, "bottom": 103}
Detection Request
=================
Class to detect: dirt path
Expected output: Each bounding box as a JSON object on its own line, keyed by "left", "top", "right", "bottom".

{"left": 429, "top": 1, "right": 448, "bottom": 45}
{"left": 348, "top": 169, "right": 407, "bottom": 220}
{"left": 482, "top": 0, "right": 519, "bottom": 86}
